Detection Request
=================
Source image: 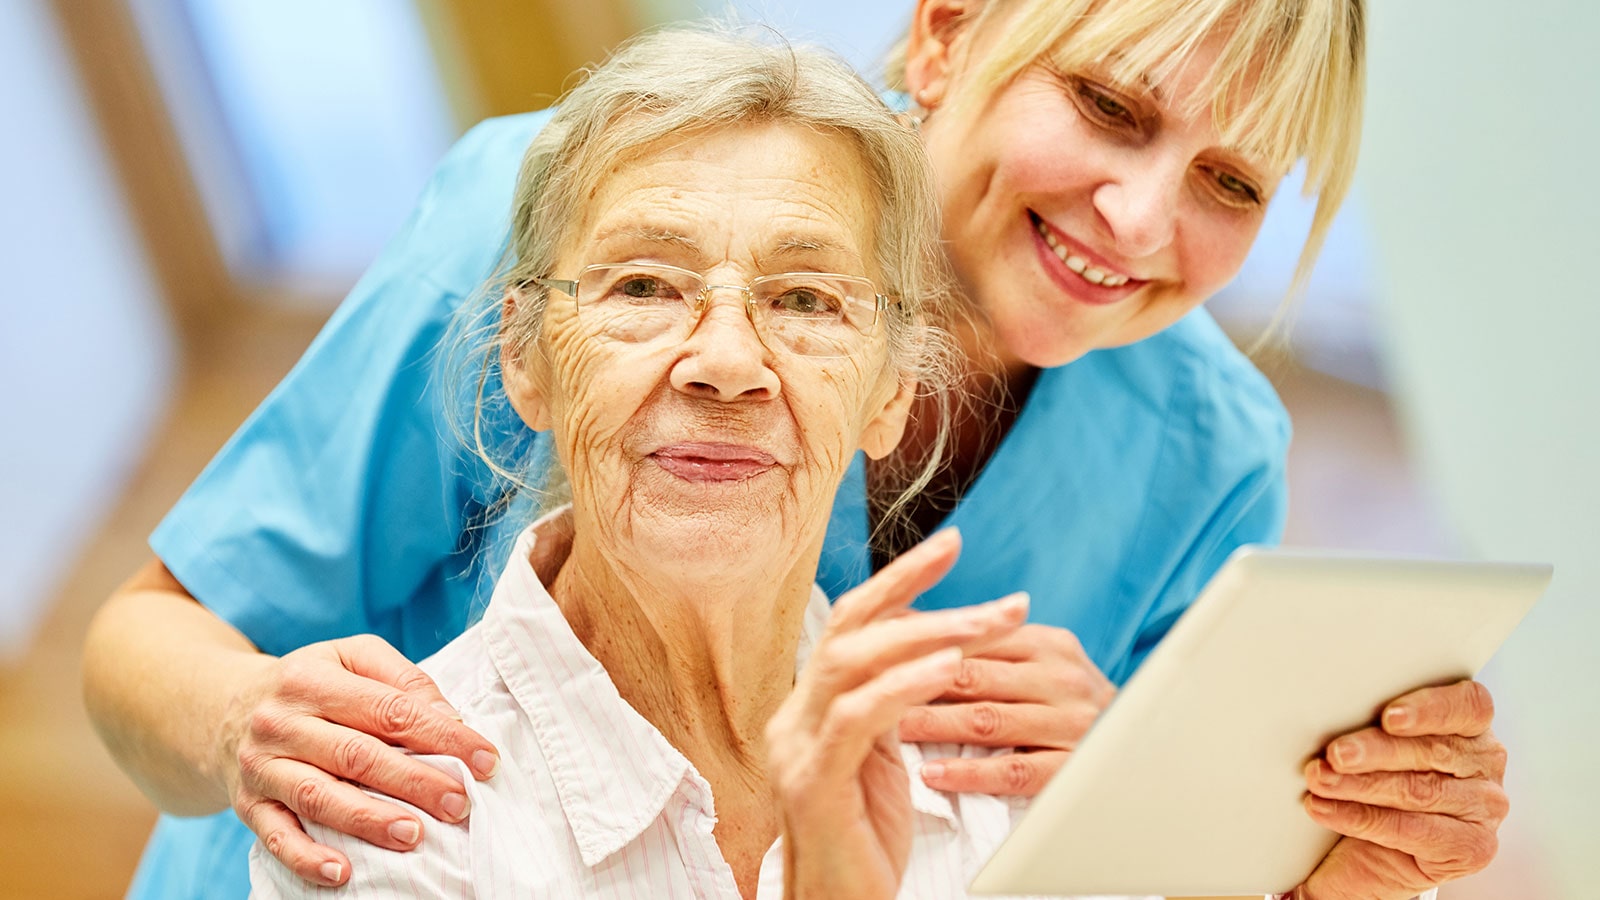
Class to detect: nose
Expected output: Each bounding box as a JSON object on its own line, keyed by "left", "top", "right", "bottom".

{"left": 1093, "top": 154, "right": 1183, "bottom": 259}
{"left": 669, "top": 292, "right": 781, "bottom": 402}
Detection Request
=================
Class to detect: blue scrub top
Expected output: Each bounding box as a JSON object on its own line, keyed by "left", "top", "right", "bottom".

{"left": 131, "top": 111, "right": 1288, "bottom": 898}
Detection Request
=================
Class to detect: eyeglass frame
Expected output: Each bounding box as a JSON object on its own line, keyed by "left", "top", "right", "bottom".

{"left": 532, "top": 261, "right": 893, "bottom": 345}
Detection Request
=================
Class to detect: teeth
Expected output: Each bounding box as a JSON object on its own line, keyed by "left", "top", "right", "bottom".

{"left": 1035, "top": 217, "right": 1131, "bottom": 288}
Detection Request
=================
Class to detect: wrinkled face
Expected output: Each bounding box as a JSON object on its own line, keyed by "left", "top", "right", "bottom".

{"left": 506, "top": 122, "right": 913, "bottom": 573}
{"left": 913, "top": 18, "right": 1284, "bottom": 370}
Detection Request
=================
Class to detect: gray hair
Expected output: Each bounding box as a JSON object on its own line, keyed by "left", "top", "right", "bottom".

{"left": 448, "top": 24, "right": 957, "bottom": 547}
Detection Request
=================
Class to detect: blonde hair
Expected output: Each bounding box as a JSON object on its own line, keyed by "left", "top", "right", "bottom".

{"left": 446, "top": 24, "right": 958, "bottom": 547}
{"left": 893, "top": 0, "right": 1365, "bottom": 338}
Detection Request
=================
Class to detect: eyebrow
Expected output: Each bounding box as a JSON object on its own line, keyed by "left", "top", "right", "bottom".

{"left": 592, "top": 224, "right": 702, "bottom": 254}
{"left": 768, "top": 235, "right": 856, "bottom": 258}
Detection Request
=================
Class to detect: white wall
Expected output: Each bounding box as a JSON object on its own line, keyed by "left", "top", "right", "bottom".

{"left": 0, "top": 3, "right": 176, "bottom": 663}
{"left": 1360, "top": 3, "right": 1600, "bottom": 896}
{"left": 692, "top": 0, "right": 908, "bottom": 81}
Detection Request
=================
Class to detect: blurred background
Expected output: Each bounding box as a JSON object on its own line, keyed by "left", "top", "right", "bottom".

{"left": 1, "top": 0, "right": 1594, "bottom": 897}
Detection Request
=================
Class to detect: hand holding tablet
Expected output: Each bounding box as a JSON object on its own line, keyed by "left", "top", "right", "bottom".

{"left": 970, "top": 548, "right": 1550, "bottom": 897}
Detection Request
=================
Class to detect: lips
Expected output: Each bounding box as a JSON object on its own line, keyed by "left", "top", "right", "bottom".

{"left": 649, "top": 442, "right": 779, "bottom": 483}
{"left": 1026, "top": 211, "right": 1147, "bottom": 306}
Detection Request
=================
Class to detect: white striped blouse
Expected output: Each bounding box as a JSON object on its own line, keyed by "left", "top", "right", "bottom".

{"left": 248, "top": 512, "right": 1430, "bottom": 900}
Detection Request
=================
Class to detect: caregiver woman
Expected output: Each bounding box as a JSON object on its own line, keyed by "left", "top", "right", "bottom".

{"left": 85, "top": 1, "right": 1508, "bottom": 899}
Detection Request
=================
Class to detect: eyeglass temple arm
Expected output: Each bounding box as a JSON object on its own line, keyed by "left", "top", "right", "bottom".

{"left": 534, "top": 277, "right": 579, "bottom": 296}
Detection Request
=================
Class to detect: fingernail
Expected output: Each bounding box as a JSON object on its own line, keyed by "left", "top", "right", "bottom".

{"left": 1332, "top": 740, "right": 1363, "bottom": 768}
{"left": 1384, "top": 705, "right": 1411, "bottom": 731}
{"left": 441, "top": 792, "right": 470, "bottom": 821}
{"left": 389, "top": 819, "right": 420, "bottom": 845}
{"left": 472, "top": 750, "right": 500, "bottom": 779}
{"left": 921, "top": 761, "right": 946, "bottom": 782}
{"left": 995, "top": 592, "right": 1030, "bottom": 617}
{"left": 1306, "top": 795, "right": 1336, "bottom": 816}
{"left": 432, "top": 701, "right": 463, "bottom": 721}
{"left": 319, "top": 861, "right": 344, "bottom": 885}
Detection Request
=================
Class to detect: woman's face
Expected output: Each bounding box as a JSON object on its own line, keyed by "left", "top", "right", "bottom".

{"left": 507, "top": 122, "right": 913, "bottom": 574}
{"left": 909, "top": 3, "right": 1284, "bottom": 370}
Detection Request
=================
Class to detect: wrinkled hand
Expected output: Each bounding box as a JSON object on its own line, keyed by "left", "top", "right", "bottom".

{"left": 766, "top": 530, "right": 1028, "bottom": 900}
{"left": 1296, "top": 680, "right": 1507, "bottom": 900}
{"left": 898, "top": 622, "right": 1115, "bottom": 796}
{"left": 219, "top": 634, "right": 500, "bottom": 886}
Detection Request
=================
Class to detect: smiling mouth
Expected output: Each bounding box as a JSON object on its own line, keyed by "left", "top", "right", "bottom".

{"left": 649, "top": 442, "right": 779, "bottom": 483}
{"left": 1028, "top": 212, "right": 1136, "bottom": 289}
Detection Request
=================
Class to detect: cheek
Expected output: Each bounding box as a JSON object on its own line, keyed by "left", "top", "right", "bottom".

{"left": 788, "top": 359, "right": 890, "bottom": 476}
{"left": 543, "top": 328, "right": 670, "bottom": 474}
{"left": 1176, "top": 208, "right": 1265, "bottom": 299}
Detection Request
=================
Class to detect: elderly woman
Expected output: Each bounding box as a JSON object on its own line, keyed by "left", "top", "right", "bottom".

{"left": 250, "top": 28, "right": 1037, "bottom": 899}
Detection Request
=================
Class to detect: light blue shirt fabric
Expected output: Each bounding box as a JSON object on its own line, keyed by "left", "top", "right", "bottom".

{"left": 130, "top": 110, "right": 1288, "bottom": 899}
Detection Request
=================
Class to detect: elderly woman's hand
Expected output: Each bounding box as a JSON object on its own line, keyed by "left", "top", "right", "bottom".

{"left": 766, "top": 530, "right": 1028, "bottom": 900}
{"left": 221, "top": 635, "right": 500, "bottom": 886}
{"left": 898, "top": 623, "right": 1115, "bottom": 796}
{"left": 1293, "top": 680, "right": 1508, "bottom": 900}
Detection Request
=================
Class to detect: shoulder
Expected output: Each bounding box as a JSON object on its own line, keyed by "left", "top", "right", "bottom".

{"left": 1090, "top": 308, "right": 1290, "bottom": 469}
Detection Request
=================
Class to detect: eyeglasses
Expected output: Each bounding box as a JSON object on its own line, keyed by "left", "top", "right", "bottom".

{"left": 536, "top": 262, "right": 889, "bottom": 359}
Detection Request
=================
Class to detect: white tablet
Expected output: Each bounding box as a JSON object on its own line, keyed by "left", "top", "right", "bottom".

{"left": 969, "top": 547, "right": 1550, "bottom": 897}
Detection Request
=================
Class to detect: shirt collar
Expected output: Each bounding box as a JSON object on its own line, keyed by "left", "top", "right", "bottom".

{"left": 481, "top": 506, "right": 834, "bottom": 868}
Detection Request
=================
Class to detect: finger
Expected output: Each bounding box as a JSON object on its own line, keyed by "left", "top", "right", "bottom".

{"left": 826, "top": 528, "right": 962, "bottom": 632}
{"left": 243, "top": 751, "right": 455, "bottom": 850}
{"left": 320, "top": 638, "right": 501, "bottom": 779}
{"left": 1325, "top": 728, "right": 1506, "bottom": 780}
{"left": 962, "top": 623, "right": 1094, "bottom": 664}
{"left": 298, "top": 674, "right": 499, "bottom": 780}
{"left": 934, "top": 653, "right": 1112, "bottom": 707}
{"left": 803, "top": 595, "right": 1028, "bottom": 712}
{"left": 919, "top": 749, "right": 1066, "bottom": 797}
{"left": 813, "top": 647, "right": 965, "bottom": 777}
{"left": 1303, "top": 795, "right": 1500, "bottom": 881}
{"left": 1381, "top": 679, "right": 1495, "bottom": 738}
{"left": 934, "top": 657, "right": 1053, "bottom": 703}
{"left": 291, "top": 717, "right": 475, "bottom": 825}
{"left": 897, "top": 699, "right": 1093, "bottom": 749}
{"left": 1304, "top": 759, "right": 1511, "bottom": 824}
{"left": 239, "top": 796, "right": 352, "bottom": 888}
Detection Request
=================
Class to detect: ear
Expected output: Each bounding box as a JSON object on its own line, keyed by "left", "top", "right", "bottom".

{"left": 859, "top": 377, "right": 918, "bottom": 460}
{"left": 499, "top": 289, "right": 553, "bottom": 432}
{"left": 903, "top": 0, "right": 979, "bottom": 111}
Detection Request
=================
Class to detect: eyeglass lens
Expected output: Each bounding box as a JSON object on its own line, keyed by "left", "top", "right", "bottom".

{"left": 573, "top": 264, "right": 877, "bottom": 358}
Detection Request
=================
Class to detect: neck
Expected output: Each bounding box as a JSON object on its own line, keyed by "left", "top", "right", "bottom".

{"left": 548, "top": 529, "right": 818, "bottom": 772}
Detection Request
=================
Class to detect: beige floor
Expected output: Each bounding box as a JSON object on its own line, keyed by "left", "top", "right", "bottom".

{"left": 0, "top": 308, "right": 1549, "bottom": 899}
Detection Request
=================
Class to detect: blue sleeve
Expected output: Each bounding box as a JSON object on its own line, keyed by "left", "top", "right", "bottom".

{"left": 150, "top": 112, "right": 552, "bottom": 660}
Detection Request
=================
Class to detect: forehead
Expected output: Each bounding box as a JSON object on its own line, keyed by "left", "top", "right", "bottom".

{"left": 567, "top": 122, "right": 880, "bottom": 273}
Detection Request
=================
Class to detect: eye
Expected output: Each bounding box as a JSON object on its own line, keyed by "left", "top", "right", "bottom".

{"left": 1200, "top": 165, "right": 1264, "bottom": 207}
{"left": 605, "top": 272, "right": 683, "bottom": 304}
{"left": 770, "top": 286, "right": 844, "bottom": 317}
{"left": 1074, "top": 79, "right": 1139, "bottom": 129}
